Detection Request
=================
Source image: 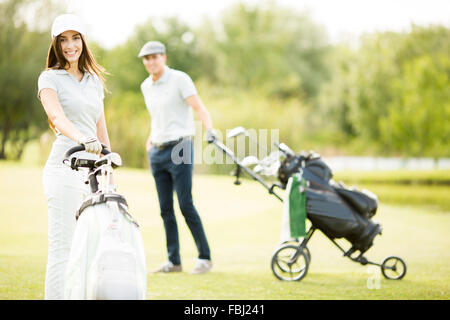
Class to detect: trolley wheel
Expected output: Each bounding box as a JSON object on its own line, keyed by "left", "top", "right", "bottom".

{"left": 304, "top": 246, "right": 311, "bottom": 262}
{"left": 281, "top": 240, "right": 311, "bottom": 262}
{"left": 274, "top": 245, "right": 311, "bottom": 273}
{"left": 381, "top": 256, "right": 407, "bottom": 280}
{"left": 271, "top": 244, "right": 310, "bottom": 281}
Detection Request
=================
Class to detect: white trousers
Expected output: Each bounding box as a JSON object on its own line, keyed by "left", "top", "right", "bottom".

{"left": 42, "top": 158, "right": 88, "bottom": 300}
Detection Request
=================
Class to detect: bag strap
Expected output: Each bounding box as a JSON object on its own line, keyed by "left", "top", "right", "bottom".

{"left": 117, "top": 202, "right": 140, "bottom": 228}
{"left": 76, "top": 193, "right": 128, "bottom": 220}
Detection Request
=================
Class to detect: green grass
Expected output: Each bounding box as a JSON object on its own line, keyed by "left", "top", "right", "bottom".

{"left": 0, "top": 162, "right": 449, "bottom": 299}
{"left": 333, "top": 170, "right": 450, "bottom": 212}
{"left": 334, "top": 169, "right": 450, "bottom": 185}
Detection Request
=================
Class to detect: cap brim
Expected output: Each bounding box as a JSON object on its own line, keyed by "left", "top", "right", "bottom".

{"left": 138, "top": 50, "right": 165, "bottom": 58}
{"left": 52, "top": 28, "right": 85, "bottom": 38}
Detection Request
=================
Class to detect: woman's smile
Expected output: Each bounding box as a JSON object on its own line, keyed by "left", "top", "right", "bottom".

{"left": 60, "top": 30, "right": 83, "bottom": 62}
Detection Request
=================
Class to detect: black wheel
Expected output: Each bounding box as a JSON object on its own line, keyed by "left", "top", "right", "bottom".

{"left": 280, "top": 239, "right": 311, "bottom": 262}
{"left": 274, "top": 245, "right": 311, "bottom": 273}
{"left": 381, "top": 256, "right": 407, "bottom": 280}
{"left": 271, "top": 244, "right": 310, "bottom": 281}
{"left": 304, "top": 246, "right": 311, "bottom": 262}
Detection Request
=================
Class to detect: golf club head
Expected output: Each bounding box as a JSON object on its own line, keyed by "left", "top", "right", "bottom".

{"left": 253, "top": 164, "right": 263, "bottom": 174}
{"left": 241, "top": 156, "right": 260, "bottom": 167}
{"left": 264, "top": 160, "right": 281, "bottom": 176}
{"left": 260, "top": 151, "right": 280, "bottom": 166}
{"left": 227, "top": 126, "right": 247, "bottom": 139}
{"left": 95, "top": 152, "right": 122, "bottom": 168}
{"left": 255, "top": 151, "right": 281, "bottom": 176}
{"left": 277, "top": 143, "right": 295, "bottom": 157}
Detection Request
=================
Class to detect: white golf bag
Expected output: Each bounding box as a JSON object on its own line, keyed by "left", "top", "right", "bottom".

{"left": 63, "top": 146, "right": 147, "bottom": 300}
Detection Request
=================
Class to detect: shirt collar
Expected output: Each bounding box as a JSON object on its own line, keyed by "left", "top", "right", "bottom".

{"left": 53, "top": 69, "right": 91, "bottom": 79}
{"left": 53, "top": 69, "right": 67, "bottom": 75}
{"left": 151, "top": 66, "right": 170, "bottom": 84}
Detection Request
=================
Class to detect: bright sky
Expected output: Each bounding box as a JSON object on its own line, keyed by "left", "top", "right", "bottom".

{"left": 63, "top": 0, "right": 450, "bottom": 48}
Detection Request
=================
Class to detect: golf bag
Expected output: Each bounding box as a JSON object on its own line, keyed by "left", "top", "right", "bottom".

{"left": 64, "top": 192, "right": 147, "bottom": 300}
{"left": 278, "top": 151, "right": 382, "bottom": 253}
{"left": 63, "top": 147, "right": 147, "bottom": 300}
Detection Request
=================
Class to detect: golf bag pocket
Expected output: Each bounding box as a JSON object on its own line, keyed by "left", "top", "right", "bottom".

{"left": 335, "top": 185, "right": 378, "bottom": 219}
{"left": 65, "top": 197, "right": 147, "bottom": 300}
{"left": 86, "top": 230, "right": 140, "bottom": 300}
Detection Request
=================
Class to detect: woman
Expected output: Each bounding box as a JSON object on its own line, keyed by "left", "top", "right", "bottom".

{"left": 37, "top": 14, "right": 111, "bottom": 299}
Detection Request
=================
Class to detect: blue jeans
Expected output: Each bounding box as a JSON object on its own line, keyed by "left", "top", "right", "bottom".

{"left": 148, "top": 139, "right": 211, "bottom": 265}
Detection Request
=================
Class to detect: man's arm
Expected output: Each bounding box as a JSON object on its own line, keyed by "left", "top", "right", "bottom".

{"left": 146, "top": 129, "right": 152, "bottom": 151}
{"left": 185, "top": 95, "right": 213, "bottom": 130}
{"left": 186, "top": 94, "right": 218, "bottom": 143}
{"left": 141, "top": 83, "right": 153, "bottom": 151}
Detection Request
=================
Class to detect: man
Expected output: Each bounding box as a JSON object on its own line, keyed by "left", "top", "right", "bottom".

{"left": 138, "top": 41, "right": 217, "bottom": 274}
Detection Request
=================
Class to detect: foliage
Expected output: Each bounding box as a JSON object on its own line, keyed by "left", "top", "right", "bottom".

{"left": 1, "top": 0, "right": 449, "bottom": 166}
{"left": 97, "top": 1, "right": 331, "bottom": 168}
{"left": 104, "top": 91, "right": 149, "bottom": 168}
{"left": 0, "top": 0, "right": 63, "bottom": 159}
{"left": 202, "top": 0, "right": 331, "bottom": 100}
{"left": 317, "top": 25, "right": 450, "bottom": 157}
{"left": 380, "top": 54, "right": 450, "bottom": 156}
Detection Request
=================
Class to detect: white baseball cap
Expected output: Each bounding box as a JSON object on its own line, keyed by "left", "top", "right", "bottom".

{"left": 138, "top": 41, "right": 166, "bottom": 58}
{"left": 51, "top": 14, "right": 86, "bottom": 38}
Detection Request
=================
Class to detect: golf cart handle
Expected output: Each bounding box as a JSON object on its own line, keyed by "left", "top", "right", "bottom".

{"left": 62, "top": 144, "right": 111, "bottom": 169}
{"left": 63, "top": 144, "right": 110, "bottom": 160}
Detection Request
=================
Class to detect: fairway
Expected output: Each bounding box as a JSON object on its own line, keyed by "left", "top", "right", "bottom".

{"left": 0, "top": 162, "right": 449, "bottom": 300}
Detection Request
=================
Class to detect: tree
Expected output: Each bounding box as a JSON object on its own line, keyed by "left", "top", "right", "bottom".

{"left": 203, "top": 0, "right": 330, "bottom": 100}
{"left": 380, "top": 54, "right": 450, "bottom": 156}
{"left": 0, "top": 0, "right": 63, "bottom": 159}
{"left": 316, "top": 45, "right": 358, "bottom": 138}
{"left": 102, "top": 16, "right": 208, "bottom": 95}
{"left": 99, "top": 17, "right": 212, "bottom": 168}
{"left": 317, "top": 25, "right": 450, "bottom": 157}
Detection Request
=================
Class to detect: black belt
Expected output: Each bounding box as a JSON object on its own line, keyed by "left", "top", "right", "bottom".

{"left": 154, "top": 136, "right": 191, "bottom": 150}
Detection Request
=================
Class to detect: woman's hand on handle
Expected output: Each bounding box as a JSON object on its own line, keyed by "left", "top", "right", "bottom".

{"left": 77, "top": 136, "right": 102, "bottom": 155}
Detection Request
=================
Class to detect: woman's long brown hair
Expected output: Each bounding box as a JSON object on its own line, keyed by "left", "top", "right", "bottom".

{"left": 44, "top": 33, "right": 108, "bottom": 133}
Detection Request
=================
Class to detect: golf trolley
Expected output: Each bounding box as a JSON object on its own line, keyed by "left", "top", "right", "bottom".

{"left": 62, "top": 145, "right": 146, "bottom": 299}
{"left": 212, "top": 127, "right": 407, "bottom": 282}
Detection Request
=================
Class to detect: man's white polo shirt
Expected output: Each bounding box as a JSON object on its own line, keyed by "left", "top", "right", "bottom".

{"left": 141, "top": 66, "right": 197, "bottom": 145}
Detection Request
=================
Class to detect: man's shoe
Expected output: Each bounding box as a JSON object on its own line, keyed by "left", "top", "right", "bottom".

{"left": 151, "top": 261, "right": 182, "bottom": 273}
{"left": 190, "top": 259, "right": 212, "bottom": 274}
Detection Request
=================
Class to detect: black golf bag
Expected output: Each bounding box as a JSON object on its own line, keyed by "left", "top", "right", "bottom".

{"left": 278, "top": 151, "right": 382, "bottom": 253}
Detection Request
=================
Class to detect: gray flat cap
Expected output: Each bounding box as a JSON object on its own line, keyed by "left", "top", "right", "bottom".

{"left": 138, "top": 41, "right": 166, "bottom": 58}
